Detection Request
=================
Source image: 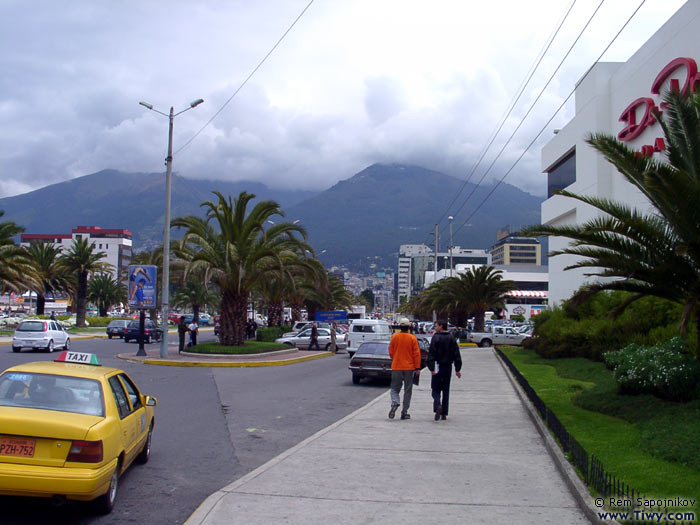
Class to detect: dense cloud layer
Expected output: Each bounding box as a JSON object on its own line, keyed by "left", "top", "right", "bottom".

{"left": 0, "top": 0, "right": 684, "bottom": 199}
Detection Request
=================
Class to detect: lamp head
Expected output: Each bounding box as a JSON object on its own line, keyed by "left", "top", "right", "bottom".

{"left": 190, "top": 98, "right": 204, "bottom": 108}
{"left": 139, "top": 101, "right": 154, "bottom": 110}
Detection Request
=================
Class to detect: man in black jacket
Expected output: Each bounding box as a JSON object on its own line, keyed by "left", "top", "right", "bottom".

{"left": 427, "top": 321, "right": 462, "bottom": 421}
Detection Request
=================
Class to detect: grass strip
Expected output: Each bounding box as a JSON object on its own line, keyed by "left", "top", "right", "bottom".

{"left": 186, "top": 341, "right": 289, "bottom": 355}
{"left": 502, "top": 346, "right": 699, "bottom": 512}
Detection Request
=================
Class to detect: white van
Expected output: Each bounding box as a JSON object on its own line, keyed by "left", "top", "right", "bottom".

{"left": 346, "top": 319, "right": 393, "bottom": 357}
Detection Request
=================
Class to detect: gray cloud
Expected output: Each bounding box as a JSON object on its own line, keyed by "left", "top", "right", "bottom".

{"left": 0, "top": 0, "right": 686, "bottom": 200}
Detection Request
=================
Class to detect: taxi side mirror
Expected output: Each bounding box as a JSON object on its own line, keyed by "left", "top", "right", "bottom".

{"left": 145, "top": 396, "right": 157, "bottom": 407}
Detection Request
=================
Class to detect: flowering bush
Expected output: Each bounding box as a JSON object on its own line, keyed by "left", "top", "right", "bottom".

{"left": 604, "top": 337, "right": 700, "bottom": 401}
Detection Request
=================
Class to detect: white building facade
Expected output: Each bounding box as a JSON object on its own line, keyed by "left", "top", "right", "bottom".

{"left": 21, "top": 225, "right": 133, "bottom": 283}
{"left": 541, "top": 2, "right": 700, "bottom": 306}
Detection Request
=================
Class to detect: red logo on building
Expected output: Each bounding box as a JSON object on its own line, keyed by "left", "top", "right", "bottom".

{"left": 618, "top": 57, "right": 700, "bottom": 155}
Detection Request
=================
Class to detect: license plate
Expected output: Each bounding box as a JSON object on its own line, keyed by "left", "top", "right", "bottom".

{"left": 0, "top": 437, "right": 36, "bottom": 457}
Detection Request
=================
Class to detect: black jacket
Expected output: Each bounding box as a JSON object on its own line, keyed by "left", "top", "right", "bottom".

{"left": 427, "top": 331, "right": 462, "bottom": 372}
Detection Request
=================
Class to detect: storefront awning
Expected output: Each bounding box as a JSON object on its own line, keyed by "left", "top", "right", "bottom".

{"left": 506, "top": 290, "right": 548, "bottom": 298}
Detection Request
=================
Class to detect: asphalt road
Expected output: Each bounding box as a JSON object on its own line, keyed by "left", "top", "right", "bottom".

{"left": 0, "top": 330, "right": 388, "bottom": 524}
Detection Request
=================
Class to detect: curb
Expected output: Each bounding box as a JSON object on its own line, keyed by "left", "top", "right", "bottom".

{"left": 118, "top": 350, "right": 334, "bottom": 367}
{"left": 185, "top": 390, "right": 389, "bottom": 524}
{"left": 493, "top": 348, "right": 612, "bottom": 525}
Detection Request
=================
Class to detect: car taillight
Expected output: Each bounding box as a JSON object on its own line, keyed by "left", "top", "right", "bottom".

{"left": 352, "top": 359, "right": 363, "bottom": 367}
{"left": 67, "top": 440, "right": 103, "bottom": 463}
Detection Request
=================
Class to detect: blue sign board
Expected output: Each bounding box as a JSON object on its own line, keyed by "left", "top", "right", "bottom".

{"left": 128, "top": 265, "right": 157, "bottom": 309}
{"left": 315, "top": 310, "right": 348, "bottom": 322}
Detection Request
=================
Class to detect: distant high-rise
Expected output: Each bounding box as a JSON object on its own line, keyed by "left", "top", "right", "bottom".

{"left": 490, "top": 229, "right": 541, "bottom": 266}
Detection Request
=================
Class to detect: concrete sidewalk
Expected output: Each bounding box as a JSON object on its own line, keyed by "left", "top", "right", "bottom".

{"left": 186, "top": 348, "right": 589, "bottom": 524}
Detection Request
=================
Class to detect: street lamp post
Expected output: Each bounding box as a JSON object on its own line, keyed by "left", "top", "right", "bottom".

{"left": 448, "top": 216, "right": 454, "bottom": 277}
{"left": 139, "top": 98, "right": 203, "bottom": 358}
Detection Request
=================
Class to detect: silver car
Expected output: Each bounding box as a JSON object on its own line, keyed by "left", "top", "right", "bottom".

{"left": 276, "top": 327, "right": 347, "bottom": 351}
{"left": 12, "top": 319, "right": 71, "bottom": 353}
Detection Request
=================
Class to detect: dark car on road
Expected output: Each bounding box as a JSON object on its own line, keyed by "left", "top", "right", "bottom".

{"left": 124, "top": 320, "right": 163, "bottom": 344}
{"left": 348, "top": 338, "right": 429, "bottom": 385}
{"left": 106, "top": 319, "right": 130, "bottom": 339}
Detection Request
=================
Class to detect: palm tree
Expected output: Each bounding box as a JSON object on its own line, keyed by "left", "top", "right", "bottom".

{"left": 0, "top": 211, "right": 30, "bottom": 293}
{"left": 24, "top": 241, "right": 72, "bottom": 315}
{"left": 88, "top": 273, "right": 127, "bottom": 317}
{"left": 447, "top": 267, "right": 515, "bottom": 330}
{"left": 522, "top": 90, "right": 700, "bottom": 358}
{"left": 172, "top": 191, "right": 313, "bottom": 346}
{"left": 59, "top": 237, "right": 110, "bottom": 327}
{"left": 171, "top": 273, "right": 219, "bottom": 324}
{"left": 303, "top": 274, "right": 353, "bottom": 320}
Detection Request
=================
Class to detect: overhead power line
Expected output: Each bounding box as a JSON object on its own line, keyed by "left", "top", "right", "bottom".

{"left": 174, "top": 0, "right": 315, "bottom": 156}
{"left": 452, "top": 0, "right": 647, "bottom": 239}
{"left": 443, "top": 0, "right": 606, "bottom": 239}
{"left": 429, "top": 0, "right": 579, "bottom": 243}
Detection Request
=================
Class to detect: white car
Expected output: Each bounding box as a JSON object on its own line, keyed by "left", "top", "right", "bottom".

{"left": 12, "top": 319, "right": 71, "bottom": 353}
{"left": 276, "top": 327, "right": 347, "bottom": 352}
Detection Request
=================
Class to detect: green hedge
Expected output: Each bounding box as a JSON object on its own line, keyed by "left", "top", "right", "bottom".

{"left": 256, "top": 325, "right": 291, "bottom": 342}
{"left": 525, "top": 292, "right": 694, "bottom": 361}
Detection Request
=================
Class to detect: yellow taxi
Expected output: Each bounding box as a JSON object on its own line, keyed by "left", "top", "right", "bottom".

{"left": 0, "top": 351, "right": 157, "bottom": 514}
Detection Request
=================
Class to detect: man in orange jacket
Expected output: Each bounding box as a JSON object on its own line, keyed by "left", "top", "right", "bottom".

{"left": 388, "top": 318, "right": 422, "bottom": 420}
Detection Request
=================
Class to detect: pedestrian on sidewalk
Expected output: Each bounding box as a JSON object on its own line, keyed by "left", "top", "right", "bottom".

{"left": 427, "top": 320, "right": 462, "bottom": 421}
{"left": 307, "top": 322, "right": 320, "bottom": 351}
{"left": 388, "top": 317, "right": 421, "bottom": 420}
{"left": 177, "top": 316, "right": 189, "bottom": 353}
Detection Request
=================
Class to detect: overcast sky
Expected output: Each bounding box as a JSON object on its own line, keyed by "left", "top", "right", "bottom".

{"left": 0, "top": 0, "right": 686, "bottom": 200}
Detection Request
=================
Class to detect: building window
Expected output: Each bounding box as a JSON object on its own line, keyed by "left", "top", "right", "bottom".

{"left": 547, "top": 149, "right": 576, "bottom": 198}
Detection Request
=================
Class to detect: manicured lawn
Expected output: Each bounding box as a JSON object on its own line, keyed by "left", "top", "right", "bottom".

{"left": 186, "top": 341, "right": 290, "bottom": 354}
{"left": 502, "top": 346, "right": 700, "bottom": 510}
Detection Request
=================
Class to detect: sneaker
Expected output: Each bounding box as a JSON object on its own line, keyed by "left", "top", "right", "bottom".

{"left": 434, "top": 405, "right": 442, "bottom": 421}
{"left": 388, "top": 404, "right": 399, "bottom": 419}
{"left": 441, "top": 415, "right": 447, "bottom": 420}
{"left": 400, "top": 412, "right": 411, "bottom": 420}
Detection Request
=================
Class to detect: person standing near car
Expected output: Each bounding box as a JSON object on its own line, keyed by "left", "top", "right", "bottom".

{"left": 307, "top": 321, "right": 320, "bottom": 351}
{"left": 388, "top": 318, "right": 421, "bottom": 420}
{"left": 330, "top": 322, "right": 337, "bottom": 353}
{"left": 177, "top": 316, "right": 189, "bottom": 353}
{"left": 428, "top": 320, "right": 462, "bottom": 421}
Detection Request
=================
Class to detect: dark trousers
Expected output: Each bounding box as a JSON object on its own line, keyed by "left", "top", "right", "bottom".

{"left": 178, "top": 333, "right": 186, "bottom": 353}
{"left": 431, "top": 366, "right": 453, "bottom": 416}
{"left": 307, "top": 338, "right": 320, "bottom": 351}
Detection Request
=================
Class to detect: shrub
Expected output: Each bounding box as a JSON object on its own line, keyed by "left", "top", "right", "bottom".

{"left": 256, "top": 325, "right": 290, "bottom": 342}
{"left": 603, "top": 337, "right": 700, "bottom": 402}
{"left": 527, "top": 292, "right": 690, "bottom": 361}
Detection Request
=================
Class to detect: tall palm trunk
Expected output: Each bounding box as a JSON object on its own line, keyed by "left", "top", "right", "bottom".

{"left": 473, "top": 308, "right": 486, "bottom": 332}
{"left": 291, "top": 303, "right": 303, "bottom": 322}
{"left": 36, "top": 294, "right": 46, "bottom": 316}
{"left": 267, "top": 301, "right": 283, "bottom": 326}
{"left": 76, "top": 271, "right": 88, "bottom": 327}
{"left": 220, "top": 291, "right": 248, "bottom": 346}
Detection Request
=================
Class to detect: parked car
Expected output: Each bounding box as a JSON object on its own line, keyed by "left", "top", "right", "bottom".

{"left": 123, "top": 320, "right": 163, "bottom": 344}
{"left": 0, "top": 351, "right": 157, "bottom": 513}
{"left": 467, "top": 325, "right": 531, "bottom": 347}
{"left": 105, "top": 320, "right": 130, "bottom": 339}
{"left": 281, "top": 322, "right": 333, "bottom": 338}
{"left": 198, "top": 314, "right": 210, "bottom": 326}
{"left": 346, "top": 319, "right": 393, "bottom": 358}
{"left": 275, "top": 327, "right": 347, "bottom": 352}
{"left": 12, "top": 319, "right": 71, "bottom": 353}
{"left": 348, "top": 339, "right": 429, "bottom": 384}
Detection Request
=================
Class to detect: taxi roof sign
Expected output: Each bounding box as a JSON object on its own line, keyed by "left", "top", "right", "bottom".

{"left": 55, "top": 351, "right": 101, "bottom": 366}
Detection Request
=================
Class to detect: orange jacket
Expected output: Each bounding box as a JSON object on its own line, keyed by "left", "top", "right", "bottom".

{"left": 389, "top": 332, "right": 421, "bottom": 371}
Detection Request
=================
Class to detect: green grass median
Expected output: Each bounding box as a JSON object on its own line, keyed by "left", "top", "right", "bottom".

{"left": 501, "top": 346, "right": 700, "bottom": 511}
{"left": 185, "top": 341, "right": 290, "bottom": 355}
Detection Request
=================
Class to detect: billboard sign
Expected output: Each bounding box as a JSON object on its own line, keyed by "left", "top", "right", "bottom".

{"left": 315, "top": 310, "right": 348, "bottom": 322}
{"left": 128, "top": 265, "right": 157, "bottom": 309}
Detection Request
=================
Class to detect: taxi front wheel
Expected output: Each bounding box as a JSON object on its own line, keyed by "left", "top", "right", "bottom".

{"left": 94, "top": 460, "right": 120, "bottom": 514}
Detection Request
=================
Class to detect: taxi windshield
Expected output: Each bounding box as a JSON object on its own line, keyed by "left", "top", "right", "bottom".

{"left": 0, "top": 372, "right": 105, "bottom": 417}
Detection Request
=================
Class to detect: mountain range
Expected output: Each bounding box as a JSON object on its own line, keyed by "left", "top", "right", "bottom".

{"left": 0, "top": 164, "right": 544, "bottom": 272}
